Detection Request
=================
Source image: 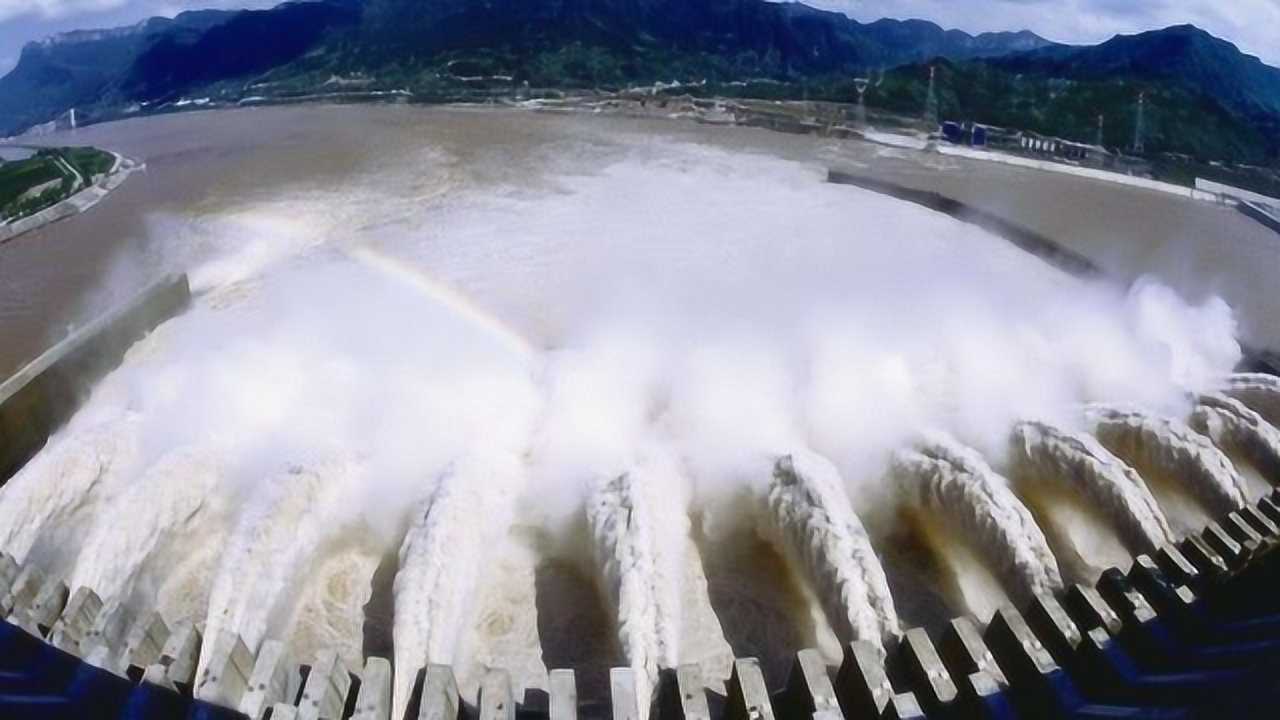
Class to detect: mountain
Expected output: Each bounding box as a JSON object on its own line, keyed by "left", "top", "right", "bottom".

{"left": 0, "top": 1, "right": 358, "bottom": 135}
{"left": 120, "top": 1, "right": 359, "bottom": 101}
{"left": 993, "top": 24, "right": 1280, "bottom": 122}
{"left": 0, "top": 0, "right": 1053, "bottom": 136}
{"left": 2, "top": 0, "right": 1277, "bottom": 167}
{"left": 352, "top": 0, "right": 1055, "bottom": 76}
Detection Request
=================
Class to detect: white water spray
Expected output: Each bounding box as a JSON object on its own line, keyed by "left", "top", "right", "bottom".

{"left": 1087, "top": 405, "right": 1248, "bottom": 519}
{"left": 391, "top": 459, "right": 524, "bottom": 720}
{"left": 0, "top": 415, "right": 140, "bottom": 570}
{"left": 199, "top": 464, "right": 350, "bottom": 677}
{"left": 1222, "top": 373, "right": 1280, "bottom": 428}
{"left": 762, "top": 451, "right": 900, "bottom": 653}
{"left": 1009, "top": 421, "right": 1173, "bottom": 554}
{"left": 66, "top": 445, "right": 228, "bottom": 609}
{"left": 1190, "top": 394, "right": 1280, "bottom": 493}
{"left": 891, "top": 434, "right": 1063, "bottom": 604}
{"left": 587, "top": 456, "right": 687, "bottom": 715}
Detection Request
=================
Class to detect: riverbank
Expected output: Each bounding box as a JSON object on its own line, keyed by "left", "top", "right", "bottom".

{"left": 0, "top": 150, "right": 140, "bottom": 245}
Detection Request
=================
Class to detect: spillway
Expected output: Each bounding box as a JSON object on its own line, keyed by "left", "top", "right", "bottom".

{"left": 1, "top": 107, "right": 1274, "bottom": 719}
{"left": 199, "top": 465, "right": 348, "bottom": 679}
{"left": 1190, "top": 393, "right": 1280, "bottom": 495}
{"left": 586, "top": 461, "right": 686, "bottom": 715}
{"left": 391, "top": 458, "right": 523, "bottom": 720}
{"left": 66, "top": 445, "right": 227, "bottom": 613}
{"left": 891, "top": 434, "right": 1063, "bottom": 607}
{"left": 1087, "top": 405, "right": 1249, "bottom": 522}
{"left": 761, "top": 451, "right": 900, "bottom": 654}
{"left": 0, "top": 415, "right": 140, "bottom": 573}
{"left": 1223, "top": 372, "right": 1280, "bottom": 426}
{"left": 1008, "top": 421, "right": 1172, "bottom": 556}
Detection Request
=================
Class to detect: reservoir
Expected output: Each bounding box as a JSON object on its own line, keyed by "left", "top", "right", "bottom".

{"left": 1, "top": 104, "right": 1276, "bottom": 377}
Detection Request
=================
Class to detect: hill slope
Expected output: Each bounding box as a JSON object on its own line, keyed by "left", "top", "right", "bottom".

{"left": 994, "top": 25, "right": 1280, "bottom": 121}
{"left": 0, "top": 0, "right": 1053, "bottom": 136}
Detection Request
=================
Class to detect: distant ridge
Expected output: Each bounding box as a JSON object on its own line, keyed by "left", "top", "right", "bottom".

{"left": 0, "top": 0, "right": 1277, "bottom": 168}
{"left": 993, "top": 24, "right": 1280, "bottom": 121}
{"left": 0, "top": 0, "right": 1053, "bottom": 136}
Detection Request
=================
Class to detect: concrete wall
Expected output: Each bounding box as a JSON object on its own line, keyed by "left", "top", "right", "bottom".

{"left": 1238, "top": 201, "right": 1280, "bottom": 236}
{"left": 937, "top": 144, "right": 1231, "bottom": 205}
{"left": 1195, "top": 178, "right": 1280, "bottom": 206}
{"left": 0, "top": 274, "right": 191, "bottom": 485}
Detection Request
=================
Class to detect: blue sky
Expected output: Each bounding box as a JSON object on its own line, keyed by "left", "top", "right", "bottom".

{"left": 1, "top": 0, "right": 1278, "bottom": 76}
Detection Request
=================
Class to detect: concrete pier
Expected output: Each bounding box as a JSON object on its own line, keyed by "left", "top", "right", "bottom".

{"left": 775, "top": 649, "right": 840, "bottom": 718}
{"left": 725, "top": 658, "right": 775, "bottom": 720}
{"left": 159, "top": 620, "right": 201, "bottom": 687}
{"left": 654, "top": 666, "right": 710, "bottom": 720}
{"left": 478, "top": 669, "right": 515, "bottom": 720}
{"left": 609, "top": 668, "right": 639, "bottom": 720}
{"left": 1, "top": 564, "right": 43, "bottom": 616}
{"left": 195, "top": 631, "right": 254, "bottom": 708}
{"left": 122, "top": 611, "right": 169, "bottom": 669}
{"left": 351, "top": 657, "right": 391, "bottom": 720}
{"left": 239, "top": 640, "right": 293, "bottom": 720}
{"left": 48, "top": 585, "right": 102, "bottom": 652}
{"left": 549, "top": 669, "right": 577, "bottom": 720}
{"left": 417, "top": 664, "right": 459, "bottom": 720}
{"left": 297, "top": 649, "right": 352, "bottom": 720}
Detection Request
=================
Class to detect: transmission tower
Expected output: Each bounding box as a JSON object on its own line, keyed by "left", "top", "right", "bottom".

{"left": 1096, "top": 114, "right": 1104, "bottom": 148}
{"left": 924, "top": 65, "right": 939, "bottom": 127}
{"left": 852, "top": 68, "right": 883, "bottom": 128}
{"left": 1132, "top": 92, "right": 1146, "bottom": 154}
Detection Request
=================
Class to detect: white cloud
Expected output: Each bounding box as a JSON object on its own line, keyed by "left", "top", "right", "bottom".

{"left": 0, "top": 0, "right": 131, "bottom": 23}
{"left": 0, "top": 0, "right": 267, "bottom": 24}
{"left": 800, "top": 0, "right": 1280, "bottom": 66}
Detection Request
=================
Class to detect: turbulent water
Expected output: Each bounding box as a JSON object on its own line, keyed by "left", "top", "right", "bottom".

{"left": 891, "top": 434, "right": 1063, "bottom": 608}
{"left": 586, "top": 457, "right": 687, "bottom": 715}
{"left": 764, "top": 452, "right": 901, "bottom": 653}
{"left": 1009, "top": 422, "right": 1173, "bottom": 555}
{"left": 1223, "top": 374, "right": 1280, "bottom": 428}
{"left": 1087, "top": 405, "right": 1248, "bottom": 527}
{"left": 0, "top": 107, "right": 1259, "bottom": 706}
{"left": 1190, "top": 393, "right": 1280, "bottom": 498}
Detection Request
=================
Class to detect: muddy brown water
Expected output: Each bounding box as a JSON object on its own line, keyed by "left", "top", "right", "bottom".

{"left": 2, "top": 104, "right": 1276, "bottom": 380}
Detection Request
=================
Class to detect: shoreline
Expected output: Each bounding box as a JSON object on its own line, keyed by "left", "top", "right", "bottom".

{"left": 0, "top": 151, "right": 142, "bottom": 246}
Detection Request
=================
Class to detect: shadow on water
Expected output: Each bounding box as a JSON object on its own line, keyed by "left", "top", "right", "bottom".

{"left": 534, "top": 557, "right": 622, "bottom": 714}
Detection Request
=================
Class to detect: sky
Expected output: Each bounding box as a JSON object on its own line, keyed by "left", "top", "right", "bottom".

{"left": 0, "top": 0, "right": 1278, "bottom": 76}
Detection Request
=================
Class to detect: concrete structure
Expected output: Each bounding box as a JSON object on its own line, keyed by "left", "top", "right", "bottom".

{"left": 2, "top": 212, "right": 1280, "bottom": 719}
{"left": 0, "top": 273, "right": 190, "bottom": 485}
{"left": 1, "top": 492, "right": 1280, "bottom": 718}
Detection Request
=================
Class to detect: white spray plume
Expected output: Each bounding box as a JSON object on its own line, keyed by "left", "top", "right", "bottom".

{"left": 891, "top": 433, "right": 1063, "bottom": 605}
{"left": 1009, "top": 421, "right": 1173, "bottom": 554}
{"left": 0, "top": 126, "right": 1249, "bottom": 698}
{"left": 1087, "top": 405, "right": 1248, "bottom": 517}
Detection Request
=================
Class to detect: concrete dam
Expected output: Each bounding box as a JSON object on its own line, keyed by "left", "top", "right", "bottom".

{"left": 3, "top": 268, "right": 1280, "bottom": 720}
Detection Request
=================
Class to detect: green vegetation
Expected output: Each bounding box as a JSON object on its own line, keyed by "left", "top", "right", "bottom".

{"left": 0, "top": 147, "right": 115, "bottom": 224}
{"left": 62, "top": 147, "right": 115, "bottom": 178}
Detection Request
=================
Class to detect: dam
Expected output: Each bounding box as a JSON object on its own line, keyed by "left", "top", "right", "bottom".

{"left": 1, "top": 106, "right": 1280, "bottom": 719}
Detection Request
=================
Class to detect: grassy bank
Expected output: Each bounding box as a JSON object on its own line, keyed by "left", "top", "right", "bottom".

{"left": 0, "top": 147, "right": 114, "bottom": 223}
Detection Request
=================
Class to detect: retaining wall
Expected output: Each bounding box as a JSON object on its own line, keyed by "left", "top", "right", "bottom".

{"left": 0, "top": 273, "right": 191, "bottom": 485}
